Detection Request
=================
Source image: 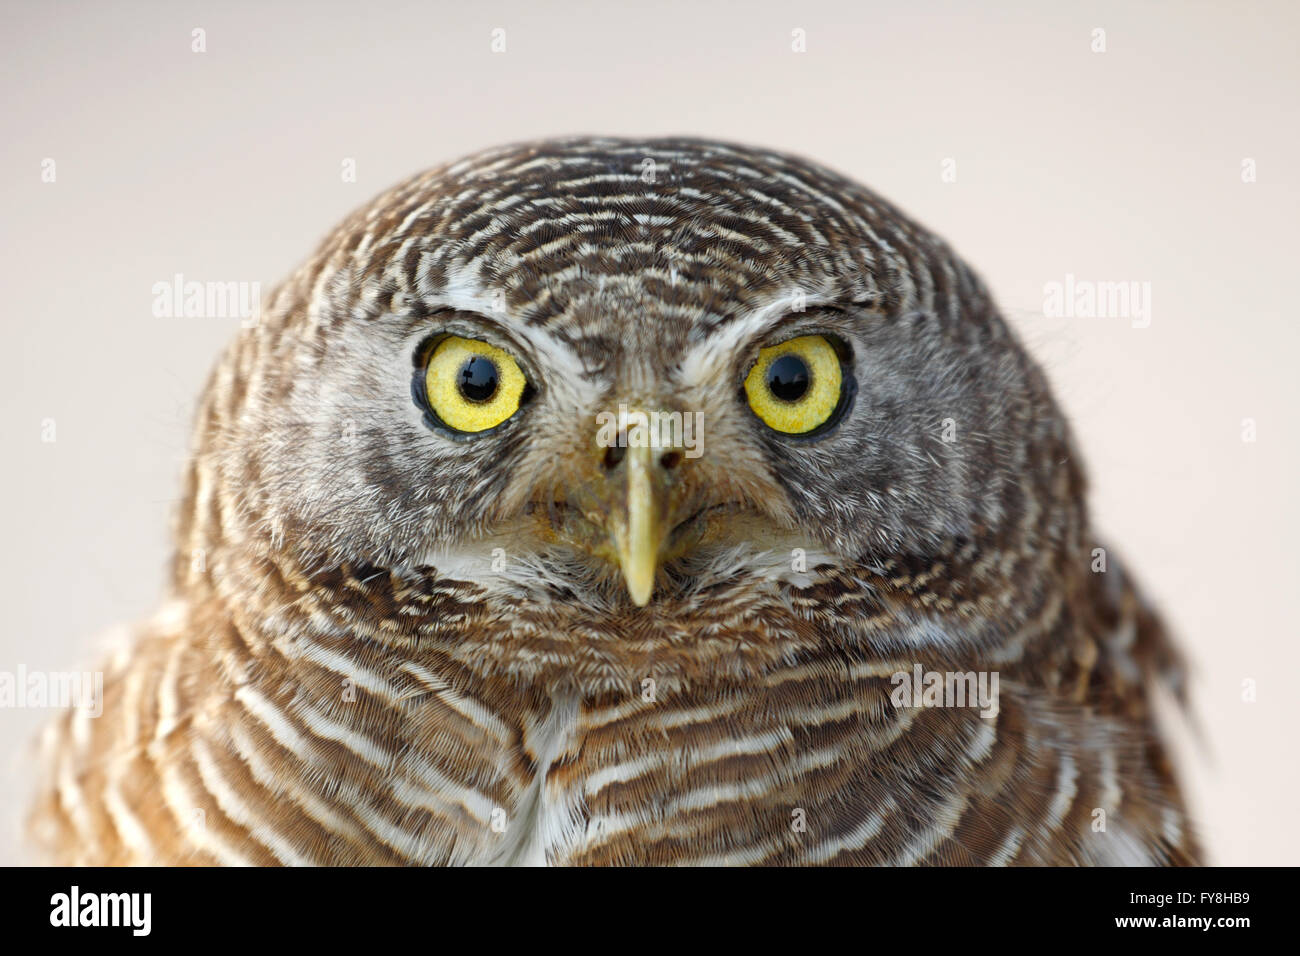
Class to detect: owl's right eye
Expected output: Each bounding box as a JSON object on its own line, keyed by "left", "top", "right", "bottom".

{"left": 419, "top": 335, "right": 529, "bottom": 433}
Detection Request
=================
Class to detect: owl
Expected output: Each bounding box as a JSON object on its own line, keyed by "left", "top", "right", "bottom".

{"left": 31, "top": 137, "right": 1199, "bottom": 866}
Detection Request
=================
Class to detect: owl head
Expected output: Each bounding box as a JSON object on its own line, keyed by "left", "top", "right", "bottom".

{"left": 181, "top": 138, "right": 1082, "bottom": 688}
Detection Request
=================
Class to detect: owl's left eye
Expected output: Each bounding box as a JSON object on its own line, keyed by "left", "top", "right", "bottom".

{"left": 743, "top": 334, "right": 845, "bottom": 435}
{"left": 420, "top": 335, "right": 528, "bottom": 433}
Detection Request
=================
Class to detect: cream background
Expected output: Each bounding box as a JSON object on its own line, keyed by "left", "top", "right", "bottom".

{"left": 2, "top": 0, "right": 1296, "bottom": 865}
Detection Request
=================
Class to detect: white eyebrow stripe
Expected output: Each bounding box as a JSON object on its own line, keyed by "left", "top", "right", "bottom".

{"left": 418, "top": 274, "right": 842, "bottom": 401}
{"left": 676, "top": 290, "right": 840, "bottom": 388}
{"left": 413, "top": 268, "right": 601, "bottom": 406}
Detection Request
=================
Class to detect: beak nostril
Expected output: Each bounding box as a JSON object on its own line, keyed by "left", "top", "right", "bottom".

{"left": 603, "top": 444, "right": 627, "bottom": 471}
{"left": 659, "top": 451, "right": 683, "bottom": 471}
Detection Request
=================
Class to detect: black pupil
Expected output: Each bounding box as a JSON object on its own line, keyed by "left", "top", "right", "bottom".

{"left": 766, "top": 354, "right": 810, "bottom": 401}
{"left": 457, "top": 356, "right": 499, "bottom": 403}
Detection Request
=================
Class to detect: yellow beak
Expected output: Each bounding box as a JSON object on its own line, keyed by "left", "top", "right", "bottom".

{"left": 608, "top": 441, "right": 668, "bottom": 606}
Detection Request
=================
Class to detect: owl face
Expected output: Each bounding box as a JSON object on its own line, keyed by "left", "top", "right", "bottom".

{"left": 233, "top": 138, "right": 1064, "bottom": 623}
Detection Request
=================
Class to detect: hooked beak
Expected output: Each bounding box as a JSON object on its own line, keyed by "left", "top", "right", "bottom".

{"left": 565, "top": 406, "right": 691, "bottom": 607}
{"left": 608, "top": 441, "right": 670, "bottom": 606}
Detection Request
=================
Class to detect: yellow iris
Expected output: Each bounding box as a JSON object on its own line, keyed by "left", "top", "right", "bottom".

{"left": 743, "top": 334, "right": 843, "bottom": 434}
{"left": 424, "top": 336, "right": 527, "bottom": 433}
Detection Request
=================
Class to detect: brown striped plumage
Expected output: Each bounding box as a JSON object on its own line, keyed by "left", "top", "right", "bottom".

{"left": 31, "top": 137, "right": 1199, "bottom": 865}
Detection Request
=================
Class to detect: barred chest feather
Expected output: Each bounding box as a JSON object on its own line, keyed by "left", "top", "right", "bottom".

{"left": 31, "top": 573, "right": 1197, "bottom": 867}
